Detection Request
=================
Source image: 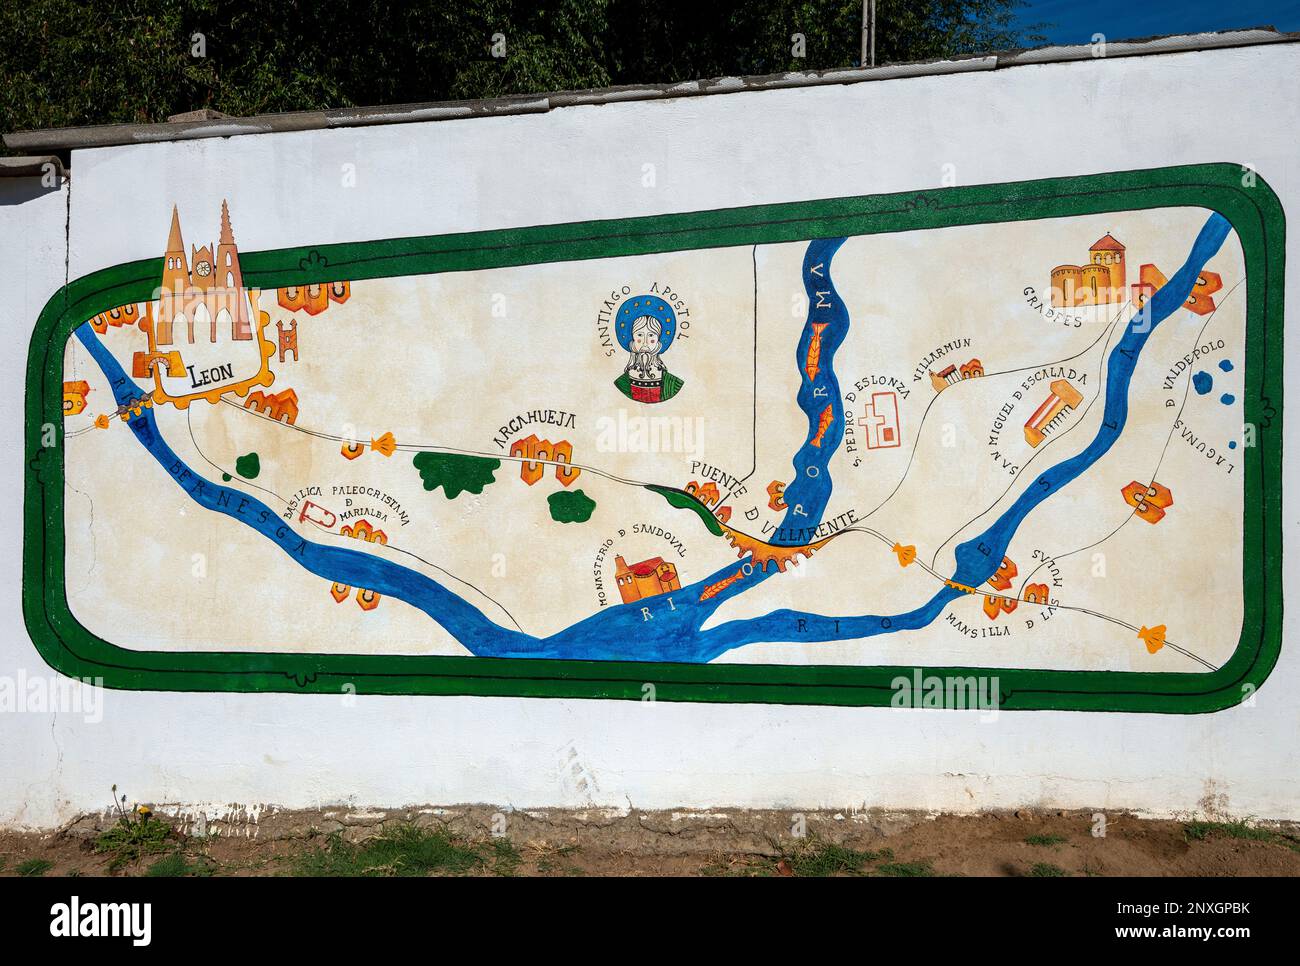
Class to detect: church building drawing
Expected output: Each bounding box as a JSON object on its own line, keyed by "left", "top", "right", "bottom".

{"left": 157, "top": 200, "right": 253, "bottom": 345}
{"left": 614, "top": 554, "right": 682, "bottom": 604}
{"left": 1050, "top": 233, "right": 1127, "bottom": 307}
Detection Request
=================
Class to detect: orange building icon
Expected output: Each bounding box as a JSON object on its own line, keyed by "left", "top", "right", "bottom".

{"left": 90, "top": 301, "right": 144, "bottom": 334}
{"left": 243, "top": 388, "right": 299, "bottom": 425}
{"left": 614, "top": 555, "right": 681, "bottom": 604}
{"left": 277, "top": 319, "right": 298, "bottom": 362}
{"left": 983, "top": 555, "right": 1019, "bottom": 620}
{"left": 1023, "top": 583, "right": 1050, "bottom": 605}
{"left": 683, "top": 479, "right": 730, "bottom": 524}
{"left": 1122, "top": 480, "right": 1174, "bottom": 524}
{"left": 330, "top": 518, "right": 388, "bottom": 611}
{"left": 341, "top": 518, "right": 388, "bottom": 544}
{"left": 685, "top": 480, "right": 721, "bottom": 506}
{"left": 509, "top": 435, "right": 580, "bottom": 486}
{"left": 132, "top": 350, "right": 185, "bottom": 379}
{"left": 1050, "top": 233, "right": 1127, "bottom": 307}
{"left": 1024, "top": 379, "right": 1083, "bottom": 447}
{"left": 1131, "top": 264, "right": 1223, "bottom": 316}
{"left": 929, "top": 358, "right": 984, "bottom": 393}
{"left": 62, "top": 380, "right": 91, "bottom": 416}
{"left": 278, "top": 281, "right": 350, "bottom": 315}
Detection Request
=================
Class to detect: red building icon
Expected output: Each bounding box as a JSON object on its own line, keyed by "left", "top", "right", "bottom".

{"left": 858, "top": 391, "right": 901, "bottom": 449}
{"left": 614, "top": 555, "right": 681, "bottom": 604}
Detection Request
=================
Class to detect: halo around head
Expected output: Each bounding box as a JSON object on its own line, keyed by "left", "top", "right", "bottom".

{"left": 615, "top": 295, "right": 677, "bottom": 352}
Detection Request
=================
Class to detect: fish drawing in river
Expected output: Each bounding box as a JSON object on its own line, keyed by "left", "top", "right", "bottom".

{"left": 805, "top": 322, "right": 828, "bottom": 382}
{"left": 809, "top": 404, "right": 834, "bottom": 447}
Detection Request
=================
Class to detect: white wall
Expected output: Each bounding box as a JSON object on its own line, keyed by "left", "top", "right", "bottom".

{"left": 3, "top": 42, "right": 1298, "bottom": 826}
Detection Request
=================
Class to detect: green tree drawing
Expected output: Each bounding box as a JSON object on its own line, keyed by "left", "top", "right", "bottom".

{"left": 548, "top": 489, "right": 596, "bottom": 523}
{"left": 413, "top": 451, "right": 500, "bottom": 499}
{"left": 235, "top": 452, "right": 260, "bottom": 479}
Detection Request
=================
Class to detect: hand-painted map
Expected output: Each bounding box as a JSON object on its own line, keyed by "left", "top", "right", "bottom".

{"left": 33, "top": 167, "right": 1283, "bottom": 709}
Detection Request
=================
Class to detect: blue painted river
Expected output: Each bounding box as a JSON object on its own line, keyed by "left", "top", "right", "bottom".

{"left": 76, "top": 212, "right": 1231, "bottom": 661}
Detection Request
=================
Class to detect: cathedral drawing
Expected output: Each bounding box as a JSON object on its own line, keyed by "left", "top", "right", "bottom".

{"left": 157, "top": 200, "right": 252, "bottom": 345}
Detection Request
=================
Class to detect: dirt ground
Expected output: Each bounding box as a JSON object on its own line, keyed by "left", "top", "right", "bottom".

{"left": 2, "top": 805, "right": 1298, "bottom": 877}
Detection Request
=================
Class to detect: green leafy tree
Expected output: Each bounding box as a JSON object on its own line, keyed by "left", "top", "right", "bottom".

{"left": 1, "top": 0, "right": 1040, "bottom": 142}
{"left": 602, "top": 0, "right": 1038, "bottom": 85}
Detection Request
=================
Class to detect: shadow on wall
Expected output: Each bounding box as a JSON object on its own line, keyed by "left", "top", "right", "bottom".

{"left": 2, "top": 180, "right": 61, "bottom": 207}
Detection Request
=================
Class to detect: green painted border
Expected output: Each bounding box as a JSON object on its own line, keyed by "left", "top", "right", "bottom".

{"left": 23, "top": 163, "right": 1284, "bottom": 711}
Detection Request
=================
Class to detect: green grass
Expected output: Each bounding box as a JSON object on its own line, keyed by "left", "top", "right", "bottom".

{"left": 292, "top": 824, "right": 519, "bottom": 877}
{"left": 1025, "top": 834, "right": 1067, "bottom": 847}
{"left": 1183, "top": 820, "right": 1300, "bottom": 852}
{"left": 1184, "top": 819, "right": 1279, "bottom": 843}
{"left": 699, "top": 855, "right": 777, "bottom": 877}
{"left": 145, "top": 850, "right": 215, "bottom": 877}
{"left": 1029, "top": 862, "right": 1067, "bottom": 877}
{"left": 487, "top": 838, "right": 522, "bottom": 877}
{"left": 723, "top": 837, "right": 915, "bottom": 877}
{"left": 17, "top": 858, "right": 53, "bottom": 877}
{"left": 94, "top": 816, "right": 175, "bottom": 871}
{"left": 775, "top": 838, "right": 894, "bottom": 877}
{"left": 876, "top": 860, "right": 936, "bottom": 877}
{"left": 534, "top": 844, "right": 582, "bottom": 876}
{"left": 764, "top": 837, "right": 943, "bottom": 877}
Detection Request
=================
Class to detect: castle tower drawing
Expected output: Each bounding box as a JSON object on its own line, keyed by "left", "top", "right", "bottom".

{"left": 157, "top": 200, "right": 252, "bottom": 345}
{"left": 1089, "top": 233, "right": 1126, "bottom": 293}
{"left": 1050, "top": 233, "right": 1127, "bottom": 307}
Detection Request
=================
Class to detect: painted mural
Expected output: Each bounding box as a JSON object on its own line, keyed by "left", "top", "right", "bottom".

{"left": 27, "top": 165, "right": 1283, "bottom": 709}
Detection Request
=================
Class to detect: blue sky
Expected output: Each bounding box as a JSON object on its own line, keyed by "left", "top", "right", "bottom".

{"left": 1012, "top": 0, "right": 1300, "bottom": 46}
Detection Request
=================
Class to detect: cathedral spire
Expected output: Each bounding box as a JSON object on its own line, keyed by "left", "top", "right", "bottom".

{"left": 218, "top": 199, "right": 235, "bottom": 246}
{"left": 166, "top": 205, "right": 184, "bottom": 253}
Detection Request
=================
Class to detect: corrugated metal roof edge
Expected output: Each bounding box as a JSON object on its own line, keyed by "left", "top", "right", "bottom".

{"left": 3, "top": 27, "right": 1295, "bottom": 154}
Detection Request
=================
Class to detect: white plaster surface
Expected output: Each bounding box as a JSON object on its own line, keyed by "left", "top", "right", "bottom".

{"left": 1, "top": 43, "right": 1298, "bottom": 826}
